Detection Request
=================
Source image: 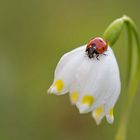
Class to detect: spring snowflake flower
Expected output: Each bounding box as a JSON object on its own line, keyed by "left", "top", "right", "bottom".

{"left": 48, "top": 37, "right": 121, "bottom": 125}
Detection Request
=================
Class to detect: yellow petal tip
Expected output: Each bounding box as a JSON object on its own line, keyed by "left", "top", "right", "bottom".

{"left": 82, "top": 95, "right": 94, "bottom": 106}
{"left": 70, "top": 91, "right": 78, "bottom": 104}
{"left": 54, "top": 79, "right": 64, "bottom": 92}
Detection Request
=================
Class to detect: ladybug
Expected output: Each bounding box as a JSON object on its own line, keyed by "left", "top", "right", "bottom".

{"left": 86, "top": 37, "right": 108, "bottom": 59}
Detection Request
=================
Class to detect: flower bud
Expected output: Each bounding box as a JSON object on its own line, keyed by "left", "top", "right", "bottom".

{"left": 103, "top": 18, "right": 124, "bottom": 46}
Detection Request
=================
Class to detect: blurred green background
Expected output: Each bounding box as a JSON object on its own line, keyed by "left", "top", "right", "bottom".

{"left": 0, "top": 0, "right": 140, "bottom": 140}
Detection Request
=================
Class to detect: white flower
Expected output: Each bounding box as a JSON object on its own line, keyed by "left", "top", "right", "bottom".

{"left": 48, "top": 45, "right": 121, "bottom": 125}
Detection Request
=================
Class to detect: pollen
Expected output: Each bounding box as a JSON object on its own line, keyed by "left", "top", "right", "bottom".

{"left": 70, "top": 91, "right": 78, "bottom": 103}
{"left": 95, "top": 106, "right": 103, "bottom": 118}
{"left": 82, "top": 95, "right": 94, "bottom": 106}
{"left": 54, "top": 79, "right": 64, "bottom": 92}
{"left": 109, "top": 108, "right": 114, "bottom": 118}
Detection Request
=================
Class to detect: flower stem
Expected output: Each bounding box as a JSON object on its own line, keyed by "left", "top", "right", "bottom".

{"left": 115, "top": 16, "right": 140, "bottom": 140}
{"left": 115, "top": 69, "right": 140, "bottom": 140}
{"left": 103, "top": 15, "right": 140, "bottom": 140}
{"left": 125, "top": 22, "right": 133, "bottom": 86}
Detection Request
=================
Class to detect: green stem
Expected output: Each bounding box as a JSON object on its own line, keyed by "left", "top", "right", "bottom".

{"left": 125, "top": 22, "right": 133, "bottom": 86}
{"left": 103, "top": 15, "right": 140, "bottom": 140}
{"left": 115, "top": 70, "right": 140, "bottom": 140}
{"left": 115, "top": 16, "right": 140, "bottom": 140}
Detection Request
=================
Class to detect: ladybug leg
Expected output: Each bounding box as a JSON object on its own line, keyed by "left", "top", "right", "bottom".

{"left": 103, "top": 53, "right": 107, "bottom": 56}
{"left": 96, "top": 54, "right": 100, "bottom": 60}
{"left": 94, "top": 50, "right": 100, "bottom": 60}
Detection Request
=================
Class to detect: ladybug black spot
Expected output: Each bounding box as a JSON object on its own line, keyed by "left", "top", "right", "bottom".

{"left": 92, "top": 43, "right": 96, "bottom": 47}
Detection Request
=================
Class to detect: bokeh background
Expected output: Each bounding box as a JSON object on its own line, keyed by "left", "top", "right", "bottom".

{"left": 0, "top": 0, "right": 140, "bottom": 140}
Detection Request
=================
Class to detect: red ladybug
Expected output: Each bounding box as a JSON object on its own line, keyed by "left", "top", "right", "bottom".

{"left": 86, "top": 37, "right": 108, "bottom": 59}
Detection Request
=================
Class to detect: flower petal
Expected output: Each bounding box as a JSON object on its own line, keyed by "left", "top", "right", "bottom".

{"left": 105, "top": 79, "right": 121, "bottom": 124}
{"left": 105, "top": 108, "right": 114, "bottom": 124}
{"left": 73, "top": 47, "right": 120, "bottom": 114}
{"left": 69, "top": 91, "right": 79, "bottom": 105}
{"left": 48, "top": 45, "right": 86, "bottom": 95}
{"left": 77, "top": 95, "right": 94, "bottom": 113}
{"left": 92, "top": 105, "right": 105, "bottom": 125}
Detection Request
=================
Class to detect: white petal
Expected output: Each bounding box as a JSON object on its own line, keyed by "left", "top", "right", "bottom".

{"left": 78, "top": 104, "right": 89, "bottom": 113}
{"left": 92, "top": 105, "right": 105, "bottom": 125}
{"left": 69, "top": 91, "right": 79, "bottom": 105}
{"left": 48, "top": 45, "right": 86, "bottom": 95}
{"left": 73, "top": 47, "right": 121, "bottom": 114}
{"left": 105, "top": 78, "right": 121, "bottom": 124}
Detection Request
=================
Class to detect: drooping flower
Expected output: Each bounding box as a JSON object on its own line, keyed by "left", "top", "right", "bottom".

{"left": 48, "top": 37, "right": 121, "bottom": 125}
